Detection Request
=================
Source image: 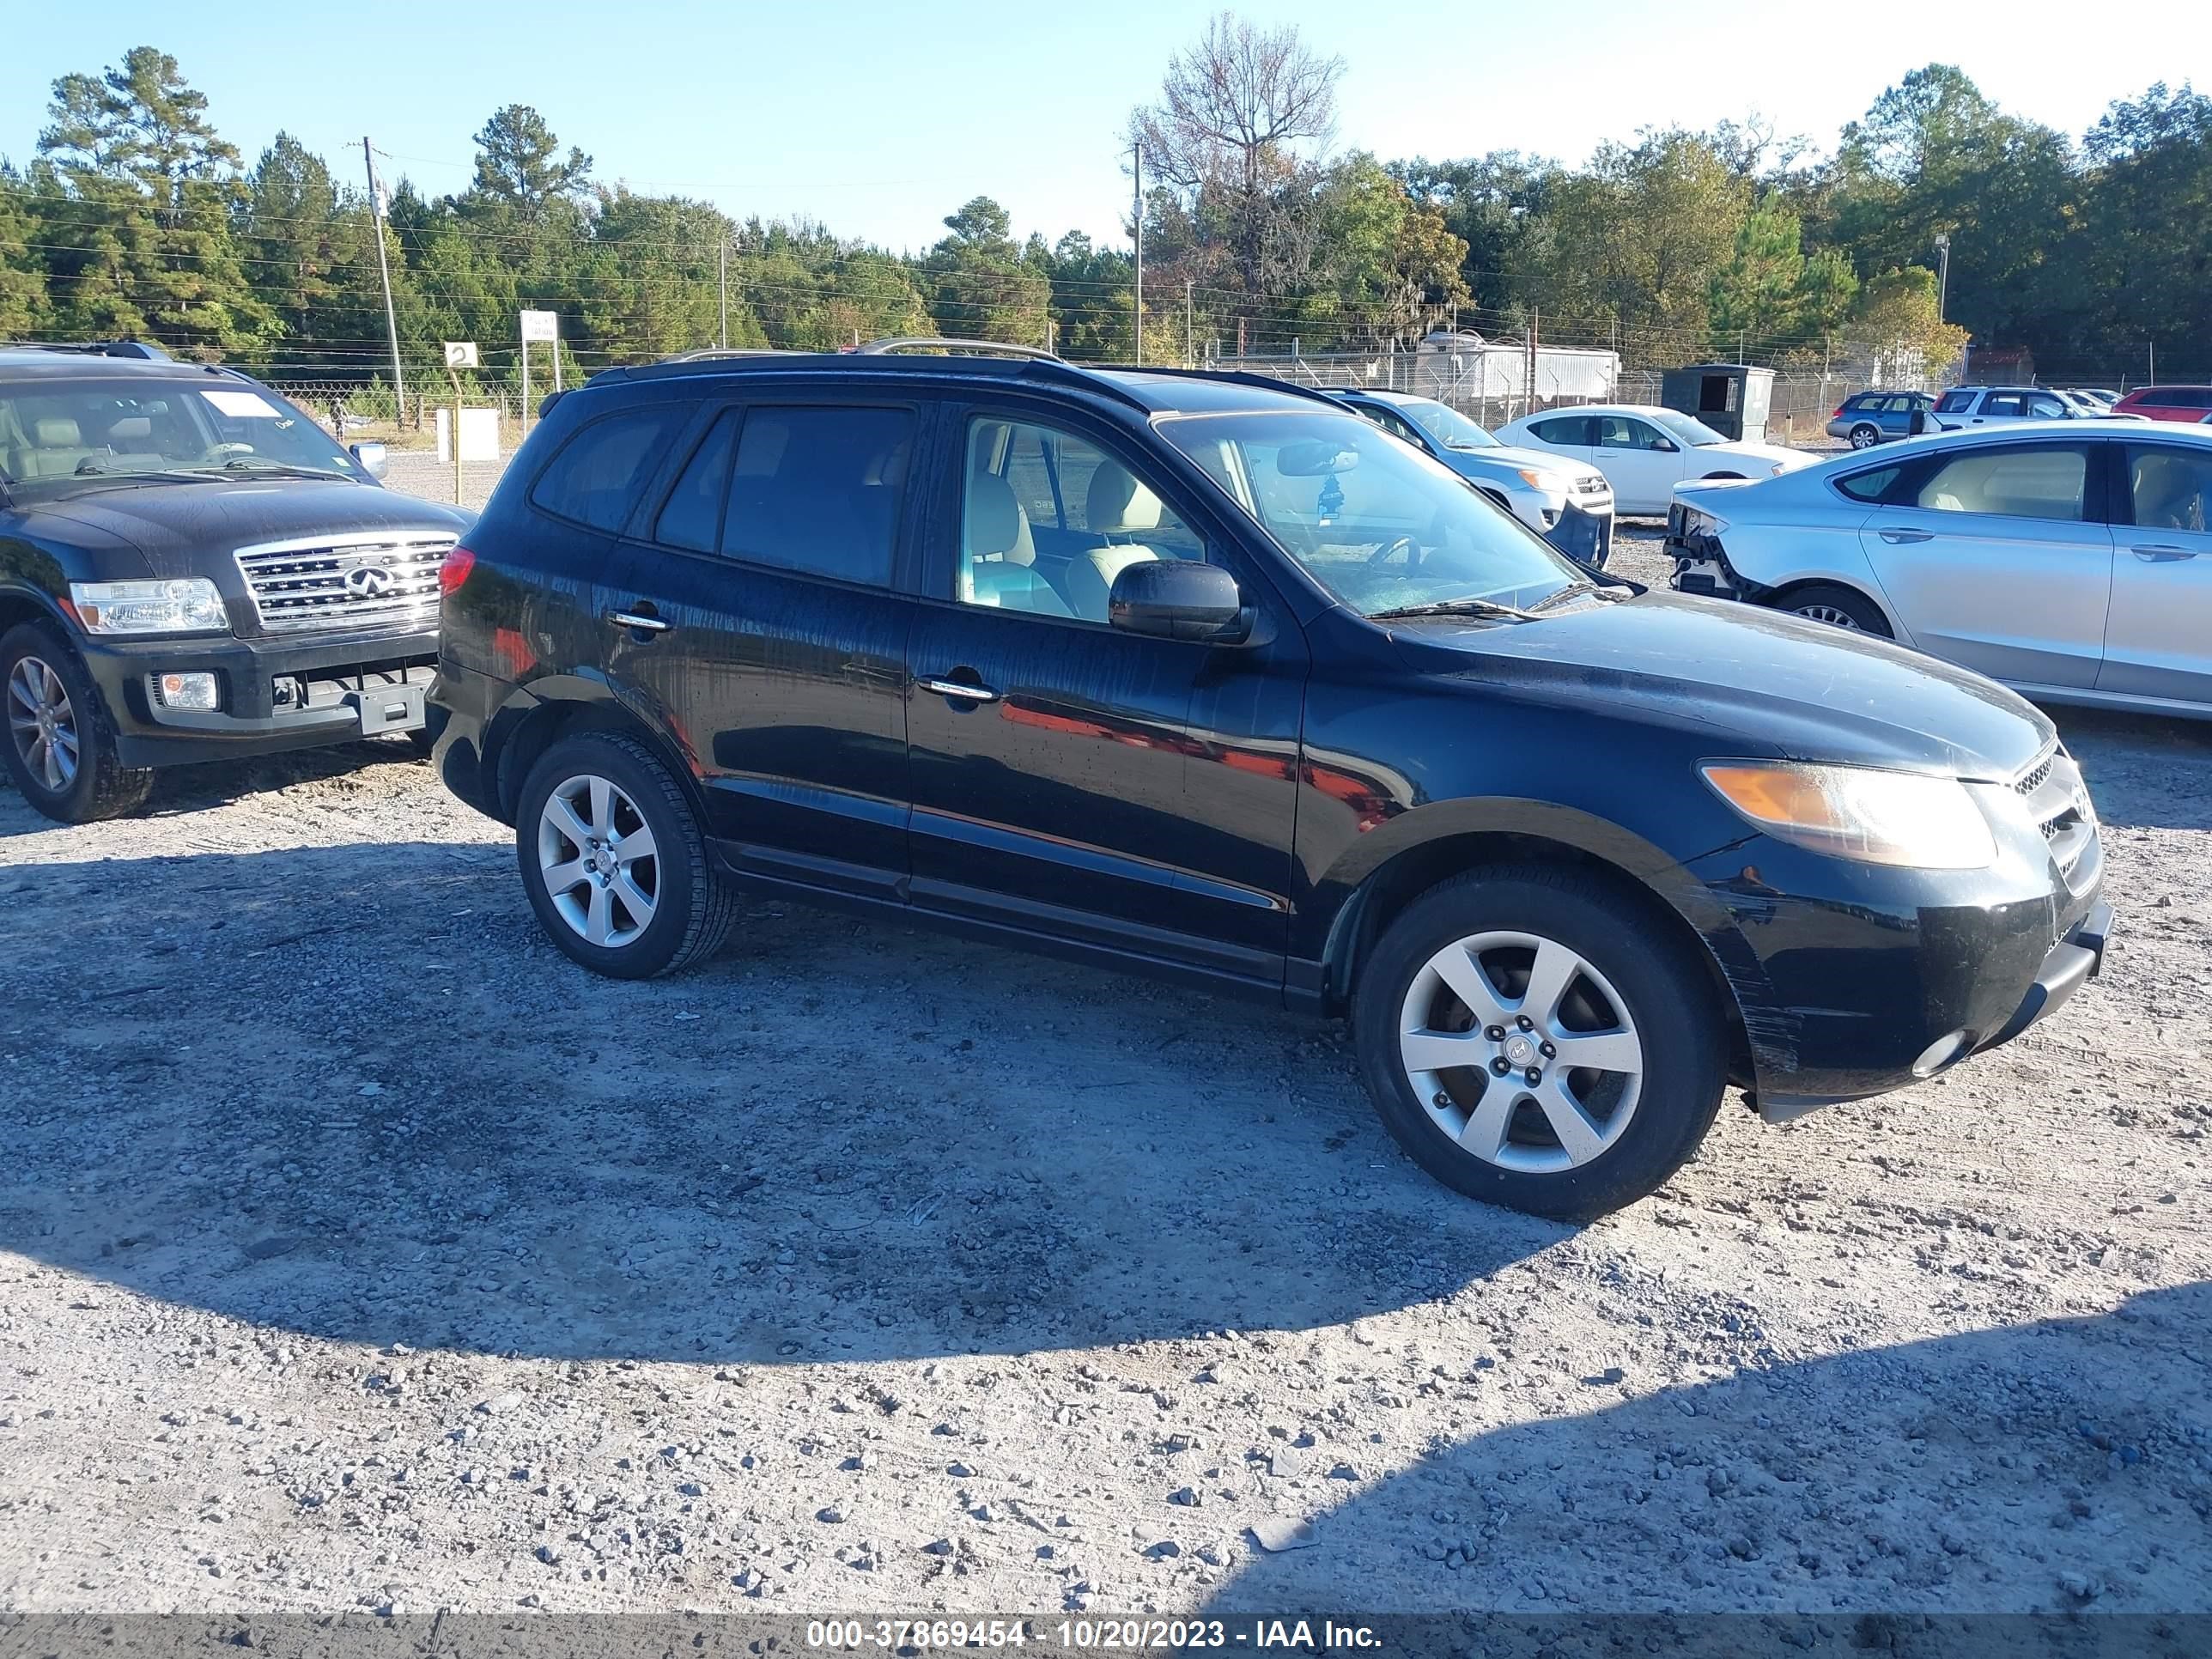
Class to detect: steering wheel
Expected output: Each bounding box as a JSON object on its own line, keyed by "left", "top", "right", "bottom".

{"left": 1367, "top": 534, "right": 1424, "bottom": 570}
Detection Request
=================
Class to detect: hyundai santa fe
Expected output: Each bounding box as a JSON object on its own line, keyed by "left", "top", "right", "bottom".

{"left": 431, "top": 341, "right": 2112, "bottom": 1219}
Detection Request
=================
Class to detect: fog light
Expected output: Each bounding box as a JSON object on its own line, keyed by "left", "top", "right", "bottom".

{"left": 1911, "top": 1029, "right": 1972, "bottom": 1079}
{"left": 153, "top": 671, "right": 219, "bottom": 712}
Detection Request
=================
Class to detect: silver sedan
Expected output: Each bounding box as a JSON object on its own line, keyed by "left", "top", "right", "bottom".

{"left": 1663, "top": 421, "right": 2212, "bottom": 718}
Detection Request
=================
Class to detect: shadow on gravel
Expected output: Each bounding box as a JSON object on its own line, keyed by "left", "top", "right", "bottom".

{"left": 1202, "top": 1279, "right": 2212, "bottom": 1618}
{"left": 2, "top": 840, "right": 1566, "bottom": 1365}
{"left": 0, "top": 738, "right": 427, "bottom": 835}
{"left": 2054, "top": 708, "right": 2212, "bottom": 833}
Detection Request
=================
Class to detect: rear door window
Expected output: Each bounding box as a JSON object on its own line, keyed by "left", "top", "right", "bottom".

{"left": 1530, "top": 416, "right": 1590, "bottom": 446}
{"left": 720, "top": 405, "right": 915, "bottom": 587}
{"left": 1982, "top": 392, "right": 2027, "bottom": 418}
{"left": 1915, "top": 444, "right": 2090, "bottom": 521}
{"left": 532, "top": 404, "right": 689, "bottom": 533}
{"left": 1936, "top": 389, "right": 1978, "bottom": 415}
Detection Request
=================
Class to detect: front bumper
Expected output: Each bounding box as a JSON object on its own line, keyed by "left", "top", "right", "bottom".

{"left": 1664, "top": 511, "right": 1765, "bottom": 603}
{"left": 1686, "top": 815, "right": 2110, "bottom": 1121}
{"left": 78, "top": 623, "right": 440, "bottom": 768}
{"left": 1544, "top": 499, "right": 1615, "bottom": 568}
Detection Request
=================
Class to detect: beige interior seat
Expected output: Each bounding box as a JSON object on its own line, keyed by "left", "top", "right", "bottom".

{"left": 21, "top": 417, "right": 94, "bottom": 479}
{"left": 1063, "top": 461, "right": 1168, "bottom": 621}
{"left": 961, "top": 471, "right": 1066, "bottom": 615}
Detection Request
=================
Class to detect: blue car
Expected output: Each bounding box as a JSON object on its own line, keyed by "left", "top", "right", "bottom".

{"left": 1826, "top": 390, "right": 1936, "bottom": 448}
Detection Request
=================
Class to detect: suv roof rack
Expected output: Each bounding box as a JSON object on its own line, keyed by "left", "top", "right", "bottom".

{"left": 3, "top": 339, "right": 174, "bottom": 362}
{"left": 659, "top": 347, "right": 808, "bottom": 363}
{"left": 1091, "top": 362, "right": 1352, "bottom": 409}
{"left": 855, "top": 337, "right": 1060, "bottom": 362}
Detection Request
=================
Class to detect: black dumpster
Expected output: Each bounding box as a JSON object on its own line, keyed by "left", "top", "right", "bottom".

{"left": 1660, "top": 362, "right": 1774, "bottom": 442}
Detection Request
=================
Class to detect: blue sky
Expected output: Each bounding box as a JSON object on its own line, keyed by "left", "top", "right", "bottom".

{"left": 6, "top": 0, "right": 2205, "bottom": 252}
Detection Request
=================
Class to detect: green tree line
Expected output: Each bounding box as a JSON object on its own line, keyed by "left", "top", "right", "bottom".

{"left": 2, "top": 37, "right": 2205, "bottom": 391}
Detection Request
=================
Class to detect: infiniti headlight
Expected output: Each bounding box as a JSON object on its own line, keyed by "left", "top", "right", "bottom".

{"left": 68, "top": 579, "right": 230, "bottom": 635}
{"left": 1699, "top": 762, "right": 1996, "bottom": 869}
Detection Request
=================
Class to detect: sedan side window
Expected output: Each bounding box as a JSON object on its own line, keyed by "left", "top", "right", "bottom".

{"left": 1915, "top": 446, "right": 2089, "bottom": 521}
{"left": 1530, "top": 416, "right": 1589, "bottom": 446}
{"left": 2126, "top": 447, "right": 2212, "bottom": 532}
{"left": 958, "top": 416, "right": 1207, "bottom": 624}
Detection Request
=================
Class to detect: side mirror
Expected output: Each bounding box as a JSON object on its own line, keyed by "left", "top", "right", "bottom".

{"left": 1109, "top": 560, "right": 1248, "bottom": 643}
{"left": 1651, "top": 437, "right": 1679, "bottom": 453}
{"left": 350, "top": 441, "right": 389, "bottom": 481}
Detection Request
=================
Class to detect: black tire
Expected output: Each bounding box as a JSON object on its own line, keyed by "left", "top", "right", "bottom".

{"left": 1777, "top": 582, "right": 1893, "bottom": 638}
{"left": 0, "top": 620, "right": 155, "bottom": 823}
{"left": 1352, "top": 865, "right": 1728, "bottom": 1220}
{"left": 514, "top": 731, "right": 736, "bottom": 979}
{"left": 1848, "top": 422, "right": 1882, "bottom": 450}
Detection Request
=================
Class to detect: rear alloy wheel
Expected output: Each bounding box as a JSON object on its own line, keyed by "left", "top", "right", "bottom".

{"left": 1780, "top": 582, "right": 1893, "bottom": 638}
{"left": 1354, "top": 867, "right": 1727, "bottom": 1218}
{"left": 516, "top": 732, "right": 735, "bottom": 978}
{"left": 1849, "top": 422, "right": 1882, "bottom": 449}
{"left": 0, "top": 621, "right": 155, "bottom": 823}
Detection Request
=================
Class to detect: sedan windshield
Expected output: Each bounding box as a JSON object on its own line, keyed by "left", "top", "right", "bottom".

{"left": 1388, "top": 397, "right": 1501, "bottom": 451}
{"left": 1649, "top": 410, "right": 1731, "bottom": 448}
{"left": 1158, "top": 409, "right": 1584, "bottom": 617}
{"left": 0, "top": 379, "right": 361, "bottom": 489}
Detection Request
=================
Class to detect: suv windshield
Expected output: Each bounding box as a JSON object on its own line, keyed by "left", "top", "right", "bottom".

{"left": 1648, "top": 410, "right": 1730, "bottom": 447}
{"left": 1385, "top": 397, "right": 1500, "bottom": 452}
{"left": 0, "top": 379, "right": 360, "bottom": 489}
{"left": 1158, "top": 409, "right": 1583, "bottom": 616}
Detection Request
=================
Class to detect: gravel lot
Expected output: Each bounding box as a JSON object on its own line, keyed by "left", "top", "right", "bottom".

{"left": 3, "top": 500, "right": 2209, "bottom": 1622}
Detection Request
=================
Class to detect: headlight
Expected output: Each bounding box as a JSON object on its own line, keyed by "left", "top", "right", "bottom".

{"left": 68, "top": 579, "right": 229, "bottom": 635}
{"left": 1515, "top": 468, "right": 1554, "bottom": 490}
{"left": 1699, "top": 762, "right": 1996, "bottom": 868}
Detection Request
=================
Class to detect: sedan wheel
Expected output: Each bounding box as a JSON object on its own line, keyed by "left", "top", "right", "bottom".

{"left": 1398, "top": 930, "right": 1643, "bottom": 1173}
{"left": 1794, "top": 603, "right": 1863, "bottom": 630}
{"left": 537, "top": 773, "right": 660, "bottom": 948}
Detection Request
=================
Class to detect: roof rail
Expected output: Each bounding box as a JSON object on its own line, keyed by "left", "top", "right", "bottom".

{"left": 1089, "top": 362, "right": 1352, "bottom": 408}
{"left": 4, "top": 339, "right": 174, "bottom": 362}
{"left": 659, "top": 347, "right": 807, "bottom": 363}
{"left": 856, "top": 337, "right": 1061, "bottom": 362}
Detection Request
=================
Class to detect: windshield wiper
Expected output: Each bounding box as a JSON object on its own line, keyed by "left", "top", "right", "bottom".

{"left": 1528, "top": 578, "right": 1632, "bottom": 612}
{"left": 1368, "top": 596, "right": 1540, "bottom": 623}
{"left": 179, "top": 461, "right": 346, "bottom": 482}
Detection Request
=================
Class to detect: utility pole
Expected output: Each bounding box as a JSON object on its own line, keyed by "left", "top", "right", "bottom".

{"left": 1184, "top": 279, "right": 1194, "bottom": 367}
{"left": 717, "top": 239, "right": 728, "bottom": 350}
{"left": 363, "top": 139, "right": 405, "bottom": 418}
{"left": 1934, "top": 233, "right": 1952, "bottom": 324}
{"left": 1131, "top": 142, "right": 1144, "bottom": 366}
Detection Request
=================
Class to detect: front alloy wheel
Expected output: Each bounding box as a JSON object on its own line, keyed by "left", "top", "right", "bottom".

{"left": 8, "top": 654, "right": 78, "bottom": 793}
{"left": 1353, "top": 866, "right": 1728, "bottom": 1218}
{"left": 1398, "top": 930, "right": 1644, "bottom": 1173}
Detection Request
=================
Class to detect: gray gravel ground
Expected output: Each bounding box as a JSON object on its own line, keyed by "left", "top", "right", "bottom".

{"left": 2, "top": 515, "right": 2209, "bottom": 1620}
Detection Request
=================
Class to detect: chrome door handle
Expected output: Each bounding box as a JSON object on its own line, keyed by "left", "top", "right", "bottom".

{"left": 607, "top": 609, "right": 671, "bottom": 632}
{"left": 917, "top": 676, "right": 999, "bottom": 703}
{"left": 1879, "top": 528, "right": 1935, "bottom": 544}
{"left": 2132, "top": 544, "right": 2198, "bottom": 561}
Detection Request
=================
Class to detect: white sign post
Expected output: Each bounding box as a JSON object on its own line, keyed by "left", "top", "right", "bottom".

{"left": 442, "top": 343, "right": 478, "bottom": 503}
{"left": 520, "top": 309, "right": 558, "bottom": 436}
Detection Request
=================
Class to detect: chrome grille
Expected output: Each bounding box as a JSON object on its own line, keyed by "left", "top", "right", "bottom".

{"left": 1575, "top": 474, "right": 1610, "bottom": 496}
{"left": 2012, "top": 743, "right": 2097, "bottom": 890}
{"left": 234, "top": 533, "right": 454, "bottom": 634}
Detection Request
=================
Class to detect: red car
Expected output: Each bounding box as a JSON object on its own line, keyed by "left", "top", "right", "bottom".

{"left": 2112, "top": 385, "right": 2212, "bottom": 422}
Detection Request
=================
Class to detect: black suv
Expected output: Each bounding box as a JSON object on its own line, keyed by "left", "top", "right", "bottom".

{"left": 433, "top": 342, "right": 2112, "bottom": 1218}
{"left": 0, "top": 345, "right": 470, "bottom": 821}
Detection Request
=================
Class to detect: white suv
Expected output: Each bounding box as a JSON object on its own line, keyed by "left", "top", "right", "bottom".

{"left": 1931, "top": 386, "right": 2087, "bottom": 429}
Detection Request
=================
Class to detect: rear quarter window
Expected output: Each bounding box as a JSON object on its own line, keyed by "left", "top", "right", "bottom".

{"left": 530, "top": 403, "right": 690, "bottom": 533}
{"left": 1834, "top": 464, "right": 1906, "bottom": 503}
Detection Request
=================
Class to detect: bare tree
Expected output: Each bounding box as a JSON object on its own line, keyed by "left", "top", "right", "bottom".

{"left": 1129, "top": 12, "right": 1344, "bottom": 296}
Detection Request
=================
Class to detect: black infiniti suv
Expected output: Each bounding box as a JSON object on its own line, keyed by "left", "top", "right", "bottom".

{"left": 0, "top": 344, "right": 471, "bottom": 821}
{"left": 433, "top": 341, "right": 2112, "bottom": 1218}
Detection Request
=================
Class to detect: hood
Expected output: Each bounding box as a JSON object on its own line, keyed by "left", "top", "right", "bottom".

{"left": 1703, "top": 439, "right": 1815, "bottom": 471}
{"left": 22, "top": 478, "right": 471, "bottom": 579}
{"left": 1389, "top": 590, "right": 2052, "bottom": 781}
{"left": 1439, "top": 444, "right": 1588, "bottom": 484}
